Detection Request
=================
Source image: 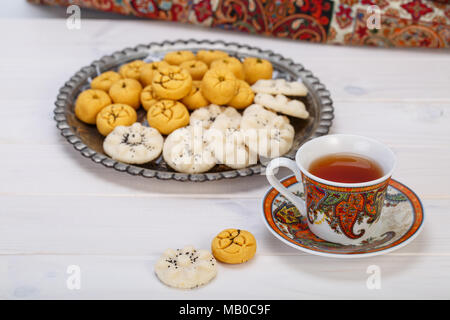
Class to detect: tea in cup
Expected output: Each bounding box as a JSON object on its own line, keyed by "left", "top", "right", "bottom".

{"left": 265, "top": 134, "right": 396, "bottom": 245}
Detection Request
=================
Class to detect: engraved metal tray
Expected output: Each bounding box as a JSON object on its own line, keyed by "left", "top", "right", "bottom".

{"left": 54, "top": 39, "right": 334, "bottom": 182}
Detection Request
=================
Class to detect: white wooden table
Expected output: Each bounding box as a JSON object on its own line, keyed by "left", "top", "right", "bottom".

{"left": 0, "top": 18, "right": 449, "bottom": 300}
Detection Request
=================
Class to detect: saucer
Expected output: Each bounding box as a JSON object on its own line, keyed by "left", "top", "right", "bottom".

{"left": 262, "top": 176, "right": 424, "bottom": 258}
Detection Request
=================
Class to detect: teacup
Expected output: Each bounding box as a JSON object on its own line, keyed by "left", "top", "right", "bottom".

{"left": 265, "top": 134, "right": 396, "bottom": 245}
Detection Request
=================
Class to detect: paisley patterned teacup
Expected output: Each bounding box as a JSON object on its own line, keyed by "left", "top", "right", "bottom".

{"left": 266, "top": 134, "right": 396, "bottom": 245}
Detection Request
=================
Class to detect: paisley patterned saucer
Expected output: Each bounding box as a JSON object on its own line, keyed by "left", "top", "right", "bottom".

{"left": 262, "top": 176, "right": 424, "bottom": 258}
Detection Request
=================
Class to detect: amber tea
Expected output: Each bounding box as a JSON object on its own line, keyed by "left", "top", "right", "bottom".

{"left": 308, "top": 153, "right": 384, "bottom": 183}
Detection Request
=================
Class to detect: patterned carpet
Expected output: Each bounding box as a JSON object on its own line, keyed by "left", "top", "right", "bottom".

{"left": 29, "top": 0, "right": 450, "bottom": 48}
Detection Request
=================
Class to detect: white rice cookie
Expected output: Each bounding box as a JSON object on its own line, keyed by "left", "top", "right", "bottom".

{"left": 200, "top": 107, "right": 255, "bottom": 169}
{"left": 209, "top": 107, "right": 242, "bottom": 132}
{"left": 163, "top": 126, "right": 216, "bottom": 174}
{"left": 206, "top": 129, "right": 257, "bottom": 169}
{"left": 103, "top": 123, "right": 163, "bottom": 164}
{"left": 251, "top": 79, "right": 308, "bottom": 96}
{"left": 241, "top": 104, "right": 295, "bottom": 158}
{"left": 254, "top": 93, "right": 309, "bottom": 119}
{"left": 189, "top": 104, "right": 225, "bottom": 129}
{"left": 155, "top": 246, "right": 217, "bottom": 289}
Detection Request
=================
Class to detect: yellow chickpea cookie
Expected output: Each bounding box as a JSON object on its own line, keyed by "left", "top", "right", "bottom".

{"left": 139, "top": 61, "right": 170, "bottom": 87}
{"left": 147, "top": 100, "right": 190, "bottom": 135}
{"left": 164, "top": 50, "right": 196, "bottom": 65}
{"left": 228, "top": 80, "right": 254, "bottom": 109}
{"left": 152, "top": 65, "right": 192, "bottom": 100}
{"left": 181, "top": 81, "right": 209, "bottom": 110}
{"left": 75, "top": 89, "right": 112, "bottom": 124}
{"left": 118, "top": 60, "right": 146, "bottom": 80}
{"left": 91, "top": 71, "right": 122, "bottom": 92}
{"left": 210, "top": 57, "right": 244, "bottom": 80}
{"left": 109, "top": 78, "right": 142, "bottom": 110}
{"left": 140, "top": 85, "right": 159, "bottom": 111}
{"left": 96, "top": 104, "right": 137, "bottom": 136}
{"left": 196, "top": 50, "right": 229, "bottom": 66}
{"left": 211, "top": 229, "right": 257, "bottom": 264}
{"left": 179, "top": 60, "right": 208, "bottom": 80}
{"left": 243, "top": 57, "right": 273, "bottom": 85}
{"left": 201, "top": 67, "right": 237, "bottom": 105}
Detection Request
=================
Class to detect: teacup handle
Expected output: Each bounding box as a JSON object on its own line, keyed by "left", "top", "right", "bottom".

{"left": 266, "top": 158, "right": 306, "bottom": 216}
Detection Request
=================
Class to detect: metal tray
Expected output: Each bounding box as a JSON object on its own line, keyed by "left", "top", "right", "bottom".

{"left": 54, "top": 39, "right": 334, "bottom": 182}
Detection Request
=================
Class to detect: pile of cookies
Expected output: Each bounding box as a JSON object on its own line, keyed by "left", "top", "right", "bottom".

{"left": 74, "top": 49, "right": 309, "bottom": 173}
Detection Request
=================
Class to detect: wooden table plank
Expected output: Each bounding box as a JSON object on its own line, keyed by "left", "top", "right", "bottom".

{"left": 0, "top": 19, "right": 449, "bottom": 102}
{"left": 0, "top": 195, "right": 443, "bottom": 255}
{"left": 1, "top": 100, "right": 449, "bottom": 146}
{"left": 1, "top": 254, "right": 449, "bottom": 299}
{"left": 0, "top": 18, "right": 449, "bottom": 299}
{"left": 1, "top": 100, "right": 449, "bottom": 198}
{"left": 0, "top": 142, "right": 449, "bottom": 199}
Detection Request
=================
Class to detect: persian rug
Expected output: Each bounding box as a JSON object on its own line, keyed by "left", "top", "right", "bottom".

{"left": 28, "top": 0, "right": 450, "bottom": 48}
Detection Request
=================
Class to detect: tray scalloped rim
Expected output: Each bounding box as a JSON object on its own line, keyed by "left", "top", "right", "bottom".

{"left": 54, "top": 39, "right": 334, "bottom": 182}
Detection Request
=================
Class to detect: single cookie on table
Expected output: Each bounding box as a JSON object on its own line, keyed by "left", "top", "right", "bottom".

{"left": 196, "top": 50, "right": 229, "bottom": 66}
{"left": 75, "top": 89, "right": 112, "bottom": 124}
{"left": 90, "top": 71, "right": 122, "bottom": 92}
{"left": 163, "top": 126, "right": 216, "bottom": 174}
{"left": 140, "top": 85, "right": 159, "bottom": 111}
{"left": 109, "top": 78, "right": 142, "bottom": 110}
{"left": 152, "top": 65, "right": 192, "bottom": 100}
{"left": 139, "top": 61, "right": 170, "bottom": 87}
{"left": 211, "top": 229, "right": 257, "bottom": 264}
{"left": 103, "top": 123, "right": 163, "bottom": 164}
{"left": 179, "top": 60, "right": 208, "bottom": 80}
{"left": 96, "top": 104, "right": 137, "bottom": 136}
{"left": 201, "top": 67, "right": 237, "bottom": 105}
{"left": 181, "top": 81, "right": 209, "bottom": 110}
{"left": 210, "top": 57, "right": 244, "bottom": 80}
{"left": 241, "top": 104, "right": 294, "bottom": 158}
{"left": 155, "top": 246, "right": 217, "bottom": 289}
{"left": 228, "top": 80, "right": 254, "bottom": 109}
{"left": 251, "top": 79, "right": 308, "bottom": 96}
{"left": 243, "top": 57, "right": 273, "bottom": 85}
{"left": 147, "top": 100, "right": 190, "bottom": 135}
{"left": 118, "top": 60, "right": 145, "bottom": 80}
{"left": 254, "top": 93, "right": 309, "bottom": 119}
{"left": 164, "top": 50, "right": 196, "bottom": 65}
